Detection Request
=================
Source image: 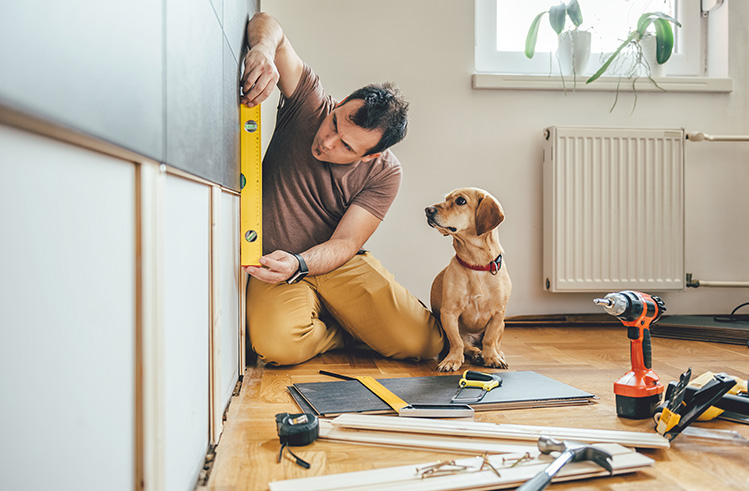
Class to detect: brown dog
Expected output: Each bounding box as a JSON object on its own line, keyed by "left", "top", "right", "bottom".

{"left": 425, "top": 188, "right": 512, "bottom": 372}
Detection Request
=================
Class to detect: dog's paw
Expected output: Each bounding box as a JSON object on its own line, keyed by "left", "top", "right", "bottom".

{"left": 437, "top": 355, "right": 464, "bottom": 372}
{"left": 465, "top": 347, "right": 484, "bottom": 366}
{"left": 482, "top": 351, "right": 508, "bottom": 369}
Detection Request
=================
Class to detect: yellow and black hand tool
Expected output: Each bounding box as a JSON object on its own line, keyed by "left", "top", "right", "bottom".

{"left": 451, "top": 370, "right": 503, "bottom": 403}
{"left": 654, "top": 369, "right": 741, "bottom": 442}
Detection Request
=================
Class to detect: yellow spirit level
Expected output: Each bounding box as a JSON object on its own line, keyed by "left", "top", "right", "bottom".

{"left": 240, "top": 104, "right": 262, "bottom": 267}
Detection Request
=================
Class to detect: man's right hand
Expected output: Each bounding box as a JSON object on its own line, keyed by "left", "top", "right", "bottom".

{"left": 241, "top": 13, "right": 304, "bottom": 108}
{"left": 244, "top": 250, "right": 300, "bottom": 284}
{"left": 241, "top": 47, "right": 279, "bottom": 108}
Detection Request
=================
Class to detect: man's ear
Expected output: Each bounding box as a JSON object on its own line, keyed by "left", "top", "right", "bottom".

{"left": 475, "top": 194, "right": 504, "bottom": 236}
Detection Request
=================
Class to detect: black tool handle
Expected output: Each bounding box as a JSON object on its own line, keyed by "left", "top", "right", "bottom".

{"left": 465, "top": 370, "right": 494, "bottom": 381}
{"left": 642, "top": 328, "right": 652, "bottom": 369}
{"left": 516, "top": 471, "right": 552, "bottom": 491}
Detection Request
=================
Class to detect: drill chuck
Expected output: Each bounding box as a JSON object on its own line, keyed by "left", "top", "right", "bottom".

{"left": 593, "top": 293, "right": 629, "bottom": 317}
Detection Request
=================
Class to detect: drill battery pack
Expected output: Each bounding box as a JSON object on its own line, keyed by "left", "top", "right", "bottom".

{"left": 616, "top": 393, "right": 663, "bottom": 419}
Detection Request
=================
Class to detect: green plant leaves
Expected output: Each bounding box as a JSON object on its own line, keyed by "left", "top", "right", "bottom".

{"left": 566, "top": 0, "right": 583, "bottom": 27}
{"left": 586, "top": 31, "right": 639, "bottom": 83}
{"left": 654, "top": 18, "right": 675, "bottom": 64}
{"left": 549, "top": 3, "right": 567, "bottom": 34}
{"left": 525, "top": 12, "right": 547, "bottom": 59}
{"left": 525, "top": 1, "right": 585, "bottom": 59}
{"left": 586, "top": 11, "right": 682, "bottom": 82}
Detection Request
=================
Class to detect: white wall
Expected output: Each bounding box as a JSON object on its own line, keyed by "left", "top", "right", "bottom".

{"left": 261, "top": 0, "right": 749, "bottom": 316}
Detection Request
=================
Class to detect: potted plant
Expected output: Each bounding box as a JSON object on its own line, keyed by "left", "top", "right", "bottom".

{"left": 586, "top": 11, "right": 682, "bottom": 111}
{"left": 525, "top": 0, "right": 590, "bottom": 83}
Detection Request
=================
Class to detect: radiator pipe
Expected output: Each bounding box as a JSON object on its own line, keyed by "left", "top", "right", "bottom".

{"left": 686, "top": 273, "right": 749, "bottom": 288}
{"left": 686, "top": 132, "right": 749, "bottom": 142}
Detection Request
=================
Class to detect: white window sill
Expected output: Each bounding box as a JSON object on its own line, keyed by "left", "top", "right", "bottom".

{"left": 472, "top": 73, "right": 733, "bottom": 93}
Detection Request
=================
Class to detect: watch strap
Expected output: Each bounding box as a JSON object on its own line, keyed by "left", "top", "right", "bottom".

{"left": 286, "top": 253, "right": 309, "bottom": 284}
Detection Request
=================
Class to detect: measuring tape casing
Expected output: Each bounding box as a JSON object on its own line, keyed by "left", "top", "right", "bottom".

{"left": 275, "top": 412, "right": 319, "bottom": 446}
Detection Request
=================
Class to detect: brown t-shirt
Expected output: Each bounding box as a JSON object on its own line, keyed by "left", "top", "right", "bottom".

{"left": 262, "top": 64, "right": 402, "bottom": 254}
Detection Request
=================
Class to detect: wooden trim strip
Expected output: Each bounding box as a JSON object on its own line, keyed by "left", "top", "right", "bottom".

{"left": 318, "top": 420, "right": 538, "bottom": 455}
{"left": 331, "top": 414, "right": 670, "bottom": 449}
{"left": 208, "top": 185, "right": 223, "bottom": 444}
{"left": 137, "top": 162, "right": 166, "bottom": 490}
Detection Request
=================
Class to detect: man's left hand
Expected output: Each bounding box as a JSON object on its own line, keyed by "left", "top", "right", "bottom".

{"left": 243, "top": 250, "right": 298, "bottom": 284}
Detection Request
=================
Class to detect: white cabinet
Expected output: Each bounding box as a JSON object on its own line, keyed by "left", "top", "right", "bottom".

{"left": 0, "top": 124, "right": 244, "bottom": 490}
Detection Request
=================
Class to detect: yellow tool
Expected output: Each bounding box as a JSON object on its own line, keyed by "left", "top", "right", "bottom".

{"left": 451, "top": 370, "right": 503, "bottom": 403}
{"left": 240, "top": 103, "right": 262, "bottom": 267}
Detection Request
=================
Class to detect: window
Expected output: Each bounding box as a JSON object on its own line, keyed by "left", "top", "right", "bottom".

{"left": 475, "top": 0, "right": 702, "bottom": 77}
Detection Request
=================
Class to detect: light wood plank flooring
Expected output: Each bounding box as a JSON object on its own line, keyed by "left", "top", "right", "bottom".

{"left": 204, "top": 326, "right": 749, "bottom": 490}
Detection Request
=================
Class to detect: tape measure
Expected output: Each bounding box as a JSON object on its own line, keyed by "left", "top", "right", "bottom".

{"left": 240, "top": 103, "right": 262, "bottom": 267}
{"left": 275, "top": 412, "right": 319, "bottom": 469}
{"left": 275, "top": 412, "right": 319, "bottom": 445}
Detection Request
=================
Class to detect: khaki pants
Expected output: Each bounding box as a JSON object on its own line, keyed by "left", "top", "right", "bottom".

{"left": 247, "top": 252, "right": 444, "bottom": 366}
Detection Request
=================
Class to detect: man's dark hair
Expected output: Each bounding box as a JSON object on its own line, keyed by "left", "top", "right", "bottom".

{"left": 342, "top": 82, "right": 409, "bottom": 156}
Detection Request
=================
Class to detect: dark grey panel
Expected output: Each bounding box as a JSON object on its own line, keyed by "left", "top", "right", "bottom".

{"left": 221, "top": 38, "right": 241, "bottom": 191}
{"left": 166, "top": 0, "right": 224, "bottom": 183}
{"left": 0, "top": 1, "right": 164, "bottom": 160}
{"left": 224, "top": 0, "right": 250, "bottom": 62}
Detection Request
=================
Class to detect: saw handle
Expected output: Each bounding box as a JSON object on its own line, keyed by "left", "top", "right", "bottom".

{"left": 459, "top": 370, "right": 502, "bottom": 389}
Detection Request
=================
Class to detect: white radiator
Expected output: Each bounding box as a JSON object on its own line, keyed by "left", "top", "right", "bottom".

{"left": 543, "top": 126, "right": 685, "bottom": 292}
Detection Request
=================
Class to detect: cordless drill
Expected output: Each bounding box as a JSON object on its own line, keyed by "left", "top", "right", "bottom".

{"left": 594, "top": 291, "right": 666, "bottom": 419}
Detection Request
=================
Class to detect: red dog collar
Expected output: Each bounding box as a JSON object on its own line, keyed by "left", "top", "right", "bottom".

{"left": 455, "top": 254, "right": 503, "bottom": 275}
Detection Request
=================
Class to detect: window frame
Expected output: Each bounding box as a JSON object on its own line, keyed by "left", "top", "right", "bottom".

{"left": 475, "top": 0, "right": 703, "bottom": 77}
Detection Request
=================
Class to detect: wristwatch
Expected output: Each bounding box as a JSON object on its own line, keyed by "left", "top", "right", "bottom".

{"left": 286, "top": 253, "right": 309, "bottom": 284}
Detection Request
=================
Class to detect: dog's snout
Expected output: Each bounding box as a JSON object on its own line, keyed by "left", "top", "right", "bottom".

{"left": 425, "top": 206, "right": 437, "bottom": 216}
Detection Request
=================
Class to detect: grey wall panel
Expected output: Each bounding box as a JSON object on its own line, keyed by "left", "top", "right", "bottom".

{"left": 166, "top": 0, "right": 224, "bottom": 183}
{"left": 224, "top": 0, "right": 250, "bottom": 61}
{"left": 221, "top": 38, "right": 241, "bottom": 191}
{"left": 2, "top": 1, "right": 256, "bottom": 189}
{"left": 0, "top": 1, "right": 164, "bottom": 160}
{"left": 0, "top": 125, "right": 136, "bottom": 491}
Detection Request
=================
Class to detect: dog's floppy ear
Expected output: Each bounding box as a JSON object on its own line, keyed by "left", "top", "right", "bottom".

{"left": 475, "top": 194, "right": 504, "bottom": 236}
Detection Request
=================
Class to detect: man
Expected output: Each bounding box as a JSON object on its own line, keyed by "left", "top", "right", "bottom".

{"left": 241, "top": 12, "right": 443, "bottom": 366}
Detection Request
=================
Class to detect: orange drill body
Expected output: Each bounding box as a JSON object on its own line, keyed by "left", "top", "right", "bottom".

{"left": 594, "top": 291, "right": 666, "bottom": 418}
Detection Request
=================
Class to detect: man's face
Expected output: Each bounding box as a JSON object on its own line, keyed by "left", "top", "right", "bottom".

{"left": 311, "top": 99, "right": 384, "bottom": 164}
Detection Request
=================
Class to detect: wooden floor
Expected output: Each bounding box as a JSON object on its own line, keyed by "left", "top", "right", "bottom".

{"left": 204, "top": 326, "right": 749, "bottom": 490}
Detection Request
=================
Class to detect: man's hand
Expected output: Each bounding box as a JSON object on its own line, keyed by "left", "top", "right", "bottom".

{"left": 241, "top": 13, "right": 304, "bottom": 107}
{"left": 241, "top": 47, "right": 279, "bottom": 108}
{"left": 243, "top": 250, "right": 299, "bottom": 284}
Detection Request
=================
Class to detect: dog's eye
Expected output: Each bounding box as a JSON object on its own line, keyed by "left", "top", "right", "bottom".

{"left": 455, "top": 196, "right": 467, "bottom": 206}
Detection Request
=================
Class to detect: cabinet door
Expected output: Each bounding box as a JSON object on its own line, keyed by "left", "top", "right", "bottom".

{"left": 219, "top": 192, "right": 241, "bottom": 408}
{"left": 0, "top": 126, "right": 137, "bottom": 491}
{"left": 163, "top": 175, "right": 211, "bottom": 491}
